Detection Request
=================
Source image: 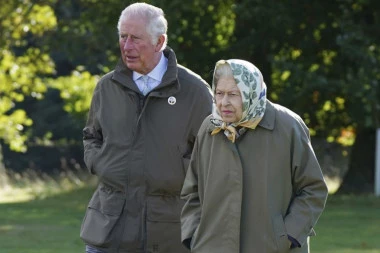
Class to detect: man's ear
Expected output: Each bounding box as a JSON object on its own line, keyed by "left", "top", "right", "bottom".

{"left": 155, "top": 35, "right": 166, "bottom": 52}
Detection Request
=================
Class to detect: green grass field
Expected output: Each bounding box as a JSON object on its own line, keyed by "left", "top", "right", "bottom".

{"left": 0, "top": 186, "right": 379, "bottom": 253}
{"left": 311, "top": 194, "right": 380, "bottom": 253}
{"left": 0, "top": 186, "right": 94, "bottom": 253}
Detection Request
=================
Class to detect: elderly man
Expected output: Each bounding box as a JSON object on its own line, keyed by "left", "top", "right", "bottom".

{"left": 80, "top": 3, "right": 212, "bottom": 253}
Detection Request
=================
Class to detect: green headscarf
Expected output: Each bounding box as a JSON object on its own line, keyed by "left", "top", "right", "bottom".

{"left": 211, "top": 59, "right": 267, "bottom": 142}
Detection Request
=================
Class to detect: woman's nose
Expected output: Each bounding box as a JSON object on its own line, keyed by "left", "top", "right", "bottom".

{"left": 221, "top": 94, "right": 230, "bottom": 106}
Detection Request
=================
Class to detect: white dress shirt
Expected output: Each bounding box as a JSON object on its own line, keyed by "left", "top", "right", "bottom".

{"left": 133, "top": 53, "right": 168, "bottom": 95}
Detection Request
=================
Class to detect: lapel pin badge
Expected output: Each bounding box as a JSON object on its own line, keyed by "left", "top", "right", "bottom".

{"left": 168, "top": 96, "right": 176, "bottom": 105}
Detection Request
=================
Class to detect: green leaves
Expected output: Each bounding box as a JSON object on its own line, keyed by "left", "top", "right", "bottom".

{"left": 1, "top": 0, "right": 379, "bottom": 153}
{"left": 231, "top": 0, "right": 380, "bottom": 142}
{"left": 48, "top": 68, "right": 98, "bottom": 120}
{"left": 0, "top": 110, "right": 33, "bottom": 152}
{"left": 0, "top": 0, "right": 57, "bottom": 152}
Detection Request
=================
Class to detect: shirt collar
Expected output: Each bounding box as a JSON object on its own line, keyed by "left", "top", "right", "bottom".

{"left": 133, "top": 53, "right": 168, "bottom": 82}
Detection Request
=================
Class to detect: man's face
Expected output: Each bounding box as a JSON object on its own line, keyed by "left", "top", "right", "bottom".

{"left": 119, "top": 16, "right": 162, "bottom": 74}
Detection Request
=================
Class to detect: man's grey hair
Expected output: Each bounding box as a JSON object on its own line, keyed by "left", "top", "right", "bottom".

{"left": 117, "top": 3, "right": 168, "bottom": 51}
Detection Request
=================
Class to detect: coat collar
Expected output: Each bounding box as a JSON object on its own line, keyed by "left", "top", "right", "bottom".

{"left": 257, "top": 100, "right": 275, "bottom": 130}
{"left": 112, "top": 47, "right": 180, "bottom": 97}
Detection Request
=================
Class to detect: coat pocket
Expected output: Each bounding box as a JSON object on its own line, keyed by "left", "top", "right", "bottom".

{"left": 272, "top": 215, "right": 290, "bottom": 253}
{"left": 146, "top": 195, "right": 188, "bottom": 253}
{"left": 80, "top": 184, "right": 126, "bottom": 247}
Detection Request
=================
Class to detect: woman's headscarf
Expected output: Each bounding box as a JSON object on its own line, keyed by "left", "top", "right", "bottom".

{"left": 210, "top": 59, "right": 267, "bottom": 142}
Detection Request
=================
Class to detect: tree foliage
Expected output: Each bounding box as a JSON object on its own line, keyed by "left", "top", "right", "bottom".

{"left": 229, "top": 0, "right": 380, "bottom": 143}
{"left": 0, "top": 0, "right": 379, "bottom": 190}
{"left": 45, "top": 0, "right": 236, "bottom": 119}
{"left": 0, "top": 0, "right": 57, "bottom": 152}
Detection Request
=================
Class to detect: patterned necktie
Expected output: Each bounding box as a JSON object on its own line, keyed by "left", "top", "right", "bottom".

{"left": 141, "top": 75, "right": 149, "bottom": 95}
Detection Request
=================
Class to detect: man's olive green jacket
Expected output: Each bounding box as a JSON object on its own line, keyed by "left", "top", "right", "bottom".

{"left": 80, "top": 47, "right": 213, "bottom": 253}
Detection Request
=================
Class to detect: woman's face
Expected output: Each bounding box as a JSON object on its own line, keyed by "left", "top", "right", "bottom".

{"left": 215, "top": 76, "right": 243, "bottom": 123}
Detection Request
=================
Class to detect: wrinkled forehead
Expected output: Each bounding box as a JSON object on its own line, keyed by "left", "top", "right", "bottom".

{"left": 119, "top": 16, "right": 150, "bottom": 38}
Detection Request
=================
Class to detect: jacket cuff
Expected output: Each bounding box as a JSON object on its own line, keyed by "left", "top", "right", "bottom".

{"left": 288, "top": 235, "right": 301, "bottom": 248}
{"left": 182, "top": 238, "right": 192, "bottom": 249}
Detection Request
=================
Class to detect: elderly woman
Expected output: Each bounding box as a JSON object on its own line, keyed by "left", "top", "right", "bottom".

{"left": 180, "top": 59, "right": 328, "bottom": 253}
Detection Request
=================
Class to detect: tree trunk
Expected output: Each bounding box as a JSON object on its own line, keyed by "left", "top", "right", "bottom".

{"left": 0, "top": 144, "right": 9, "bottom": 189}
{"left": 336, "top": 128, "right": 375, "bottom": 194}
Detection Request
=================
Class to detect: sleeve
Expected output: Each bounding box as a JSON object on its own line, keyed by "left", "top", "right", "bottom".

{"left": 188, "top": 82, "right": 213, "bottom": 147}
{"left": 180, "top": 138, "right": 202, "bottom": 250}
{"left": 284, "top": 117, "right": 328, "bottom": 247}
{"left": 83, "top": 85, "right": 103, "bottom": 175}
{"left": 288, "top": 235, "right": 300, "bottom": 248}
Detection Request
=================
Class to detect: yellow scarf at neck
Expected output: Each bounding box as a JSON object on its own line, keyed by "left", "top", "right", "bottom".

{"left": 210, "top": 118, "right": 261, "bottom": 143}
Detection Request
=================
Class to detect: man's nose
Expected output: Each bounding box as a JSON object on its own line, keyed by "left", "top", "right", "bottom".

{"left": 123, "top": 37, "right": 133, "bottom": 50}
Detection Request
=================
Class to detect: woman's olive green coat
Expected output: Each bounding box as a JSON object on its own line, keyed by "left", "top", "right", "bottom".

{"left": 181, "top": 101, "right": 328, "bottom": 253}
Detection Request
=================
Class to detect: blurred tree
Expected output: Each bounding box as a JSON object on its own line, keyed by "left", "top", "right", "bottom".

{"left": 1, "top": 0, "right": 379, "bottom": 192}
{"left": 0, "top": 0, "right": 57, "bottom": 152}
{"left": 48, "top": 0, "right": 236, "bottom": 117}
{"left": 152, "top": 0, "right": 236, "bottom": 80}
{"left": 228, "top": 0, "right": 379, "bottom": 193}
{"left": 0, "top": 145, "right": 8, "bottom": 188}
{"left": 0, "top": 0, "right": 58, "bottom": 178}
{"left": 1, "top": 0, "right": 236, "bottom": 173}
{"left": 333, "top": 0, "right": 380, "bottom": 193}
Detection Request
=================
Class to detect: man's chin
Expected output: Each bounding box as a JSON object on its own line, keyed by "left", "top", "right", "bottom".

{"left": 125, "top": 62, "right": 138, "bottom": 71}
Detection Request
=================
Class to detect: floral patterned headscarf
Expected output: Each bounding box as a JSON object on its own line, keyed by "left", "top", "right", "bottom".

{"left": 210, "top": 59, "right": 267, "bottom": 142}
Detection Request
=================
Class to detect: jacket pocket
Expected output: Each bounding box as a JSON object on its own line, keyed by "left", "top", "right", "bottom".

{"left": 84, "top": 147, "right": 101, "bottom": 175}
{"left": 80, "top": 184, "right": 126, "bottom": 247}
{"left": 272, "top": 215, "right": 290, "bottom": 253}
{"left": 146, "top": 195, "right": 188, "bottom": 253}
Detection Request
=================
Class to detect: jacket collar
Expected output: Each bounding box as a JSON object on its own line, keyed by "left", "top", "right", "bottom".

{"left": 112, "top": 47, "right": 180, "bottom": 97}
